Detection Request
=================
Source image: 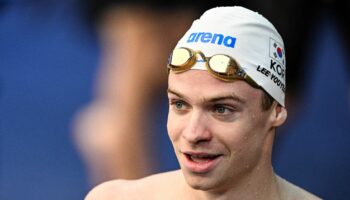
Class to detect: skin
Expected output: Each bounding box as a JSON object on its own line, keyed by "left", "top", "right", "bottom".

{"left": 167, "top": 70, "right": 280, "bottom": 198}
{"left": 85, "top": 70, "right": 322, "bottom": 200}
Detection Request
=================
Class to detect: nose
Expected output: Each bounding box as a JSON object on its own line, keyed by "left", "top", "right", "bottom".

{"left": 182, "top": 110, "right": 212, "bottom": 144}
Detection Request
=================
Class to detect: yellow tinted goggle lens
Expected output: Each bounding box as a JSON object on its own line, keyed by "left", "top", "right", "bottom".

{"left": 168, "top": 47, "right": 259, "bottom": 88}
{"left": 208, "top": 55, "right": 232, "bottom": 73}
{"left": 170, "top": 48, "right": 192, "bottom": 67}
{"left": 208, "top": 54, "right": 240, "bottom": 79}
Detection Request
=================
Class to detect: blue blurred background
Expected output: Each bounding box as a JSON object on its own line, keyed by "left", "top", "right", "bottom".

{"left": 0, "top": 1, "right": 98, "bottom": 199}
{"left": 1, "top": 1, "right": 349, "bottom": 200}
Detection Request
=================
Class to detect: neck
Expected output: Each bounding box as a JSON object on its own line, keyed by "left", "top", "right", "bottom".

{"left": 192, "top": 164, "right": 280, "bottom": 200}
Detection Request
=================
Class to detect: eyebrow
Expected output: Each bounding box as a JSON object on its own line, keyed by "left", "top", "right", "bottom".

{"left": 167, "top": 88, "right": 185, "bottom": 98}
{"left": 167, "top": 88, "right": 246, "bottom": 105}
{"left": 206, "top": 94, "right": 246, "bottom": 105}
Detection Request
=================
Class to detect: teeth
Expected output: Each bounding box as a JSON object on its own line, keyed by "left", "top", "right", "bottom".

{"left": 191, "top": 155, "right": 214, "bottom": 159}
{"left": 189, "top": 155, "right": 216, "bottom": 163}
{"left": 189, "top": 154, "right": 219, "bottom": 162}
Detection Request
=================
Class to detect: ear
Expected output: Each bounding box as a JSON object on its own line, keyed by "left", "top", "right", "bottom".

{"left": 270, "top": 103, "right": 287, "bottom": 127}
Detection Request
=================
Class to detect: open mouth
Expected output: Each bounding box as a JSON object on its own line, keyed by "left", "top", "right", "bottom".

{"left": 182, "top": 152, "right": 223, "bottom": 173}
{"left": 185, "top": 153, "right": 221, "bottom": 163}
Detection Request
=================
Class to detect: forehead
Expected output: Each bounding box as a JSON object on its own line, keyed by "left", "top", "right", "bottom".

{"left": 168, "top": 70, "right": 262, "bottom": 103}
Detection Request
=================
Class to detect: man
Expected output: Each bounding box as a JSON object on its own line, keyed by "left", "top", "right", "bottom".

{"left": 85, "top": 6, "right": 321, "bottom": 199}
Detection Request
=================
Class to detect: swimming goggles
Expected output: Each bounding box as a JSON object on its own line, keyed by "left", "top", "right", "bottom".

{"left": 167, "top": 47, "right": 258, "bottom": 88}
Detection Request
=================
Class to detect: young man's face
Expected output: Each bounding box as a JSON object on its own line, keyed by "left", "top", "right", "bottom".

{"left": 167, "top": 70, "right": 277, "bottom": 192}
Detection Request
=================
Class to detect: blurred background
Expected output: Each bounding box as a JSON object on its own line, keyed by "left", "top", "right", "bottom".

{"left": 1, "top": 0, "right": 349, "bottom": 200}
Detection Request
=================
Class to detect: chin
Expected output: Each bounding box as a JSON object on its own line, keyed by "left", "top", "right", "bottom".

{"left": 187, "top": 180, "right": 213, "bottom": 191}
{"left": 183, "top": 170, "right": 222, "bottom": 191}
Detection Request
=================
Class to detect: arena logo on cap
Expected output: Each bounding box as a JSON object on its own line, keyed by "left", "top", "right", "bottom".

{"left": 269, "top": 38, "right": 285, "bottom": 67}
{"left": 187, "top": 32, "right": 236, "bottom": 48}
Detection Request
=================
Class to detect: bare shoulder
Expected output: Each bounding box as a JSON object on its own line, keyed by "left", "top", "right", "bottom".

{"left": 277, "top": 176, "right": 323, "bottom": 200}
{"left": 85, "top": 170, "right": 184, "bottom": 200}
{"left": 84, "top": 179, "right": 124, "bottom": 200}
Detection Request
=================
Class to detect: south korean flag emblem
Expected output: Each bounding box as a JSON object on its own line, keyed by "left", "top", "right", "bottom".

{"left": 269, "top": 38, "right": 286, "bottom": 67}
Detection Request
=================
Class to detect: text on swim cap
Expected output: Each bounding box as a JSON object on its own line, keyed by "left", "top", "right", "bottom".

{"left": 270, "top": 60, "right": 285, "bottom": 79}
{"left": 187, "top": 32, "right": 236, "bottom": 48}
{"left": 256, "top": 63, "right": 286, "bottom": 93}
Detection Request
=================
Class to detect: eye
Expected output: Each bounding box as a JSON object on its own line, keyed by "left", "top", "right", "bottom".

{"left": 216, "top": 105, "right": 227, "bottom": 113}
{"left": 169, "top": 99, "right": 189, "bottom": 112}
{"left": 175, "top": 101, "right": 184, "bottom": 110}
{"left": 213, "top": 104, "right": 233, "bottom": 115}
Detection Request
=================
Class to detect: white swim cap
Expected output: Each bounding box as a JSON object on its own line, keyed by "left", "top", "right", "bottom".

{"left": 174, "top": 6, "right": 286, "bottom": 106}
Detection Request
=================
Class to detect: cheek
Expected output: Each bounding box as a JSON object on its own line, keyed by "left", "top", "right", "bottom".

{"left": 214, "top": 113, "right": 269, "bottom": 153}
{"left": 167, "top": 111, "right": 182, "bottom": 143}
{"left": 227, "top": 115, "right": 270, "bottom": 162}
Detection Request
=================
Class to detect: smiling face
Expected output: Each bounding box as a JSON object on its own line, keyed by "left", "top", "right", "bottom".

{"left": 167, "top": 70, "right": 284, "bottom": 192}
